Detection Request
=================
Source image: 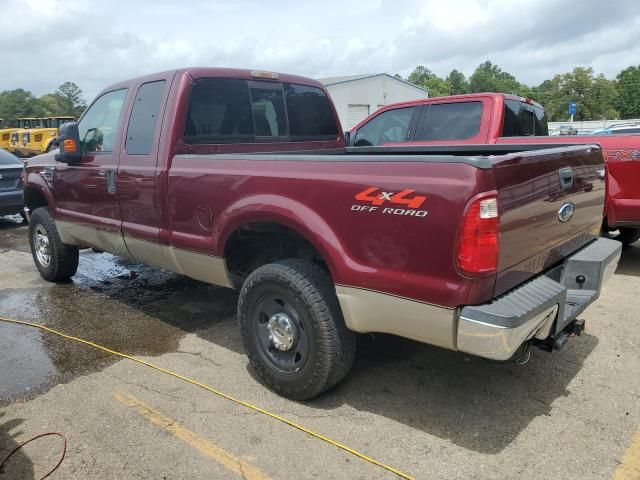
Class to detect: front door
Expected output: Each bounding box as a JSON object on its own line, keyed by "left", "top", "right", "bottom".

{"left": 54, "top": 88, "right": 131, "bottom": 256}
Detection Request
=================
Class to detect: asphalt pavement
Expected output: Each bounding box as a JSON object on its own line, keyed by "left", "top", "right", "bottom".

{"left": 1, "top": 214, "right": 639, "bottom": 479}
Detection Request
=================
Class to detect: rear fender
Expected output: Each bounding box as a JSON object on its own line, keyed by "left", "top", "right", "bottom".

{"left": 215, "top": 194, "right": 373, "bottom": 283}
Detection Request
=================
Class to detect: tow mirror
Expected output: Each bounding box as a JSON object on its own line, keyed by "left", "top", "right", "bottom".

{"left": 54, "top": 121, "right": 82, "bottom": 164}
{"left": 344, "top": 131, "right": 351, "bottom": 146}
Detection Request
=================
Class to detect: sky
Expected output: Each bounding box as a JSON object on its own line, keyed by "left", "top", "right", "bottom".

{"left": 2, "top": 0, "right": 639, "bottom": 100}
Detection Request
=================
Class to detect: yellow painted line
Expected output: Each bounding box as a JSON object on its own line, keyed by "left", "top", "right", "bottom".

{"left": 613, "top": 429, "right": 640, "bottom": 480}
{"left": 114, "top": 392, "right": 272, "bottom": 480}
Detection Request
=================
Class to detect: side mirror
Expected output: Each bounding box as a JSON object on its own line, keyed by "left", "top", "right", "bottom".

{"left": 54, "top": 122, "right": 82, "bottom": 164}
{"left": 344, "top": 131, "right": 351, "bottom": 147}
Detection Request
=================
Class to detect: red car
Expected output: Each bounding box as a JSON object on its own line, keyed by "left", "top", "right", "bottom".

{"left": 348, "top": 93, "right": 640, "bottom": 245}
{"left": 22, "top": 69, "right": 620, "bottom": 399}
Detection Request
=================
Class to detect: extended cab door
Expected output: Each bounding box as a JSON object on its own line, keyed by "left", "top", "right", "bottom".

{"left": 53, "top": 88, "right": 131, "bottom": 257}
{"left": 116, "top": 74, "right": 173, "bottom": 258}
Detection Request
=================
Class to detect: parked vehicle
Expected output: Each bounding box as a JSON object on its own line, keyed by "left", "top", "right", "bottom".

{"left": 22, "top": 69, "right": 621, "bottom": 399}
{"left": 592, "top": 123, "right": 640, "bottom": 136}
{"left": 12, "top": 116, "right": 75, "bottom": 157}
{"left": 348, "top": 93, "right": 640, "bottom": 245}
{"left": 557, "top": 125, "right": 578, "bottom": 135}
{"left": 0, "top": 148, "right": 26, "bottom": 220}
{"left": 8, "top": 118, "right": 45, "bottom": 155}
{"left": 0, "top": 120, "right": 23, "bottom": 152}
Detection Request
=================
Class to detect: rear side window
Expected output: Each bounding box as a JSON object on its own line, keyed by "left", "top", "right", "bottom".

{"left": 502, "top": 100, "right": 549, "bottom": 137}
{"left": 285, "top": 84, "right": 338, "bottom": 141}
{"left": 126, "top": 80, "right": 166, "bottom": 155}
{"left": 353, "top": 107, "right": 417, "bottom": 146}
{"left": 185, "top": 78, "right": 254, "bottom": 144}
{"left": 184, "top": 78, "right": 339, "bottom": 144}
{"left": 415, "top": 102, "right": 482, "bottom": 141}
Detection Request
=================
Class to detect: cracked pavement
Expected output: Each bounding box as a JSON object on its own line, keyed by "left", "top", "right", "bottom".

{"left": 1, "top": 214, "right": 639, "bottom": 479}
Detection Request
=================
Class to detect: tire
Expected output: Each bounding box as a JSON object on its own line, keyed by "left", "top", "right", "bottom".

{"left": 238, "top": 259, "right": 356, "bottom": 400}
{"left": 29, "top": 207, "right": 79, "bottom": 282}
{"left": 617, "top": 227, "right": 640, "bottom": 246}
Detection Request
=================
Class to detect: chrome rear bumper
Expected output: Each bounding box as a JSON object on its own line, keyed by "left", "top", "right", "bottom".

{"left": 456, "top": 237, "right": 622, "bottom": 361}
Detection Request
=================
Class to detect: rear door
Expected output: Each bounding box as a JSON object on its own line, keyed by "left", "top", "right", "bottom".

{"left": 491, "top": 145, "right": 606, "bottom": 295}
{"left": 117, "top": 74, "right": 173, "bottom": 258}
{"left": 54, "top": 88, "right": 130, "bottom": 256}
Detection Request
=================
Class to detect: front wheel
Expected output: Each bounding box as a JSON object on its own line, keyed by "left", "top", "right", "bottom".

{"left": 238, "top": 259, "right": 355, "bottom": 400}
{"left": 29, "top": 207, "right": 79, "bottom": 282}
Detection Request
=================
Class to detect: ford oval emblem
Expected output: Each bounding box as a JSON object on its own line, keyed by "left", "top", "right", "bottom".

{"left": 558, "top": 202, "right": 575, "bottom": 223}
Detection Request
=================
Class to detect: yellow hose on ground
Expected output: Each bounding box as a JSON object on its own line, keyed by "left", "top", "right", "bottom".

{"left": 0, "top": 315, "right": 415, "bottom": 480}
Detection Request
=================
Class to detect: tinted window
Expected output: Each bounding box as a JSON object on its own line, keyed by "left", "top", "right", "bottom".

{"left": 185, "top": 78, "right": 254, "bottom": 144}
{"left": 285, "top": 84, "right": 338, "bottom": 141}
{"left": 502, "top": 100, "right": 548, "bottom": 137}
{"left": 415, "top": 102, "right": 482, "bottom": 141}
{"left": 353, "top": 107, "right": 416, "bottom": 146}
{"left": 249, "top": 83, "right": 287, "bottom": 137}
{"left": 78, "top": 88, "right": 128, "bottom": 153}
{"left": 126, "top": 80, "right": 166, "bottom": 155}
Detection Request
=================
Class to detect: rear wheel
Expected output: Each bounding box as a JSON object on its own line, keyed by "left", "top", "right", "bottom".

{"left": 617, "top": 227, "right": 640, "bottom": 246}
{"left": 238, "top": 259, "right": 355, "bottom": 400}
{"left": 29, "top": 207, "right": 79, "bottom": 282}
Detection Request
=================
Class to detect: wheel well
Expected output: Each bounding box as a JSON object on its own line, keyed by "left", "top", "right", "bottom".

{"left": 224, "top": 222, "right": 329, "bottom": 289}
{"left": 24, "top": 187, "right": 48, "bottom": 214}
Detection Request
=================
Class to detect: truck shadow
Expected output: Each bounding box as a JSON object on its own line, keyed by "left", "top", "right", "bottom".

{"left": 615, "top": 243, "right": 640, "bottom": 277}
{"left": 304, "top": 332, "right": 598, "bottom": 454}
{"left": 0, "top": 414, "right": 35, "bottom": 479}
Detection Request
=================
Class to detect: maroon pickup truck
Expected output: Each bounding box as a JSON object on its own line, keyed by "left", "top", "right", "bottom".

{"left": 348, "top": 93, "right": 640, "bottom": 245}
{"left": 22, "top": 68, "right": 621, "bottom": 399}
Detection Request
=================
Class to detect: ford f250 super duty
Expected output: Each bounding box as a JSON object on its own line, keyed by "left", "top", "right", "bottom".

{"left": 348, "top": 93, "right": 640, "bottom": 246}
{"left": 22, "top": 69, "right": 621, "bottom": 399}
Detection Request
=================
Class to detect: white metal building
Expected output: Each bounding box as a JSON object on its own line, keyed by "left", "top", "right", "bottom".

{"left": 318, "top": 74, "right": 429, "bottom": 130}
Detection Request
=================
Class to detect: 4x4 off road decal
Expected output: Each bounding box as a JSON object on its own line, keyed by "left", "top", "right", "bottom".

{"left": 351, "top": 187, "right": 428, "bottom": 217}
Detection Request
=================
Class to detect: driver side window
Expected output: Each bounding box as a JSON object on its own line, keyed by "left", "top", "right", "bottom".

{"left": 353, "top": 107, "right": 416, "bottom": 146}
{"left": 78, "top": 89, "right": 128, "bottom": 153}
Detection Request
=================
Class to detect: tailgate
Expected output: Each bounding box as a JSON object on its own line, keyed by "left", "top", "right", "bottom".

{"left": 492, "top": 145, "right": 605, "bottom": 295}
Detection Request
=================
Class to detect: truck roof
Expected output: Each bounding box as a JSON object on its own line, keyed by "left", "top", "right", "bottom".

{"left": 367, "top": 92, "right": 544, "bottom": 112}
{"left": 96, "top": 67, "right": 327, "bottom": 98}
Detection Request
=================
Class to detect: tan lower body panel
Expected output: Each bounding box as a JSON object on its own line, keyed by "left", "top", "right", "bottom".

{"left": 55, "top": 220, "right": 232, "bottom": 288}
{"left": 56, "top": 220, "right": 133, "bottom": 259}
{"left": 335, "top": 285, "right": 456, "bottom": 349}
{"left": 124, "top": 236, "right": 232, "bottom": 288}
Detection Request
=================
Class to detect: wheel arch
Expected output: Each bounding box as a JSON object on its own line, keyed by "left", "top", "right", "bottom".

{"left": 217, "top": 195, "right": 357, "bottom": 288}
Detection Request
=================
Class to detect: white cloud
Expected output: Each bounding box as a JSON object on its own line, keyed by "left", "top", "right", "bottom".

{"left": 2, "top": 0, "right": 639, "bottom": 101}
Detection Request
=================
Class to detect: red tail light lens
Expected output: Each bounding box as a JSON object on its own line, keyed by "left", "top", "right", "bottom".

{"left": 458, "top": 196, "right": 499, "bottom": 274}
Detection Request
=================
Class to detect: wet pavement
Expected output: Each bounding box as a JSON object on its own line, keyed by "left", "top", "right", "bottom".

{"left": 1, "top": 214, "right": 640, "bottom": 479}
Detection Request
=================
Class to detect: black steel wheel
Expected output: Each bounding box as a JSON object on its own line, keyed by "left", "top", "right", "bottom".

{"left": 238, "top": 259, "right": 355, "bottom": 400}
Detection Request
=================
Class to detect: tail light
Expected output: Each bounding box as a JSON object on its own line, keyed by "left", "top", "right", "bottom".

{"left": 457, "top": 195, "right": 499, "bottom": 274}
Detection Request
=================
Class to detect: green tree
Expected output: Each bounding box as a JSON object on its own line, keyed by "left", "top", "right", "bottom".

{"left": 615, "top": 65, "right": 640, "bottom": 118}
{"left": 446, "top": 69, "right": 469, "bottom": 95}
{"left": 0, "top": 89, "right": 40, "bottom": 122}
{"left": 407, "top": 66, "right": 452, "bottom": 97}
{"left": 54, "top": 81, "right": 87, "bottom": 117}
{"left": 469, "top": 61, "right": 524, "bottom": 95}
{"left": 533, "top": 67, "right": 619, "bottom": 121}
